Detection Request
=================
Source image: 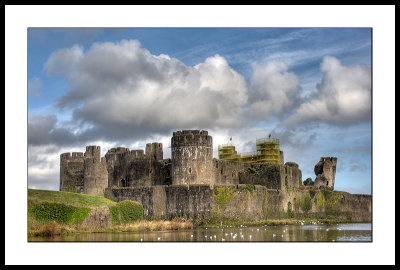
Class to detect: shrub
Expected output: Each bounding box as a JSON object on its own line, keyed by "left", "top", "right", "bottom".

{"left": 213, "top": 186, "right": 237, "bottom": 212}
{"left": 309, "top": 190, "right": 316, "bottom": 199}
{"left": 28, "top": 201, "right": 90, "bottom": 225}
{"left": 245, "top": 184, "right": 255, "bottom": 194}
{"left": 109, "top": 200, "right": 143, "bottom": 225}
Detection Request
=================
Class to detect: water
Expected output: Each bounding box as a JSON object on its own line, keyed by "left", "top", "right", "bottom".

{"left": 29, "top": 223, "right": 372, "bottom": 242}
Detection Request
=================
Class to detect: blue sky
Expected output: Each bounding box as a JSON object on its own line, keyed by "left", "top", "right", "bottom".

{"left": 27, "top": 27, "right": 372, "bottom": 194}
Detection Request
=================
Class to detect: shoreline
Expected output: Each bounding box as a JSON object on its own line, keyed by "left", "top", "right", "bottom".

{"left": 28, "top": 217, "right": 359, "bottom": 238}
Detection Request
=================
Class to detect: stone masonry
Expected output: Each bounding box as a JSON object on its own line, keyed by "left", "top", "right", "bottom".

{"left": 59, "top": 130, "right": 370, "bottom": 223}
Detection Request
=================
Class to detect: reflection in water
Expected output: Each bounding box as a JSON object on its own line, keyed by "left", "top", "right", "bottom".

{"left": 29, "top": 223, "right": 372, "bottom": 242}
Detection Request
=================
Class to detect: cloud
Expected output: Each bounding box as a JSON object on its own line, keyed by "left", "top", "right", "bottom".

{"left": 245, "top": 61, "right": 302, "bottom": 121}
{"left": 44, "top": 40, "right": 249, "bottom": 142}
{"left": 283, "top": 56, "right": 371, "bottom": 127}
{"left": 28, "top": 77, "right": 42, "bottom": 96}
{"left": 28, "top": 115, "right": 78, "bottom": 146}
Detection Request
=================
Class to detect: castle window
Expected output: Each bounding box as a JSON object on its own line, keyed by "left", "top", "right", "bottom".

{"left": 326, "top": 181, "right": 329, "bottom": 185}
{"left": 189, "top": 168, "right": 192, "bottom": 174}
{"left": 121, "top": 179, "right": 126, "bottom": 187}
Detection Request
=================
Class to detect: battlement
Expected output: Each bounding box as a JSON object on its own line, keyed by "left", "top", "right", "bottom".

{"left": 60, "top": 152, "right": 84, "bottom": 161}
{"left": 124, "top": 149, "right": 146, "bottom": 159}
{"left": 320, "top": 157, "right": 338, "bottom": 163}
{"left": 106, "top": 147, "right": 130, "bottom": 155}
{"left": 173, "top": 130, "right": 208, "bottom": 136}
{"left": 171, "top": 130, "right": 212, "bottom": 147}
{"left": 84, "top": 145, "right": 101, "bottom": 159}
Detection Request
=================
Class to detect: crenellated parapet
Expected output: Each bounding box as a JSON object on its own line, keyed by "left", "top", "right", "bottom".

{"left": 171, "top": 130, "right": 212, "bottom": 147}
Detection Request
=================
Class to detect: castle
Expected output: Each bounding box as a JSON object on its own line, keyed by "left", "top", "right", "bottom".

{"left": 60, "top": 130, "right": 371, "bottom": 223}
{"left": 60, "top": 129, "right": 337, "bottom": 195}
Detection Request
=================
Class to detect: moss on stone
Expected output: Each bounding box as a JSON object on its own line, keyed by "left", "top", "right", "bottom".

{"left": 213, "top": 186, "right": 237, "bottom": 212}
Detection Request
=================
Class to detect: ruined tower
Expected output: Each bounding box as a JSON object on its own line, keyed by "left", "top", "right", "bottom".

{"left": 313, "top": 157, "right": 337, "bottom": 190}
{"left": 171, "top": 130, "right": 214, "bottom": 186}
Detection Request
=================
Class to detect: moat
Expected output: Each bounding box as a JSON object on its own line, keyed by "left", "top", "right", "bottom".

{"left": 28, "top": 223, "right": 371, "bottom": 242}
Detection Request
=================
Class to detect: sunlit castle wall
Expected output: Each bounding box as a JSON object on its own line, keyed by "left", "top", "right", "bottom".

{"left": 171, "top": 130, "right": 214, "bottom": 186}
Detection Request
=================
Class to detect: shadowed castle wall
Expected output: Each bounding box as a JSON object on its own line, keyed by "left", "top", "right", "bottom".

{"left": 60, "top": 152, "right": 84, "bottom": 193}
{"left": 83, "top": 146, "right": 108, "bottom": 196}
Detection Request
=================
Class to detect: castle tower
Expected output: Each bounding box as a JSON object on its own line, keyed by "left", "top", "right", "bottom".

{"left": 60, "top": 152, "right": 84, "bottom": 193}
{"left": 171, "top": 130, "right": 214, "bottom": 186}
{"left": 83, "top": 146, "right": 108, "bottom": 196}
{"left": 145, "top": 142, "right": 163, "bottom": 161}
{"left": 313, "top": 157, "right": 337, "bottom": 190}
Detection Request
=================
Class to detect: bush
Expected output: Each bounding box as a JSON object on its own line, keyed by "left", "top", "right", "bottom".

{"left": 245, "top": 184, "right": 255, "bottom": 194}
{"left": 28, "top": 201, "right": 90, "bottom": 225}
{"left": 109, "top": 200, "right": 143, "bottom": 224}
{"left": 213, "top": 186, "right": 237, "bottom": 212}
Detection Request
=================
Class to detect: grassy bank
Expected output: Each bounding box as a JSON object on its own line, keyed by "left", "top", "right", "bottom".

{"left": 27, "top": 189, "right": 354, "bottom": 237}
{"left": 28, "top": 219, "right": 194, "bottom": 237}
{"left": 28, "top": 189, "right": 146, "bottom": 237}
{"left": 199, "top": 217, "right": 353, "bottom": 228}
{"left": 28, "top": 189, "right": 117, "bottom": 208}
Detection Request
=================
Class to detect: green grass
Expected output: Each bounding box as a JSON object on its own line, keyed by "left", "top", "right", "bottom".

{"left": 109, "top": 200, "right": 144, "bottom": 224}
{"left": 28, "top": 201, "right": 91, "bottom": 225}
{"left": 28, "top": 189, "right": 117, "bottom": 208}
{"left": 200, "top": 217, "right": 352, "bottom": 228}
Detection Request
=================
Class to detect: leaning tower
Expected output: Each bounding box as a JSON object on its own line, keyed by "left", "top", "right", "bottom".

{"left": 171, "top": 130, "right": 214, "bottom": 186}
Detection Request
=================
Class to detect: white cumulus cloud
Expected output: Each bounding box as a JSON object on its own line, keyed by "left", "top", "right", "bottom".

{"left": 284, "top": 56, "right": 371, "bottom": 126}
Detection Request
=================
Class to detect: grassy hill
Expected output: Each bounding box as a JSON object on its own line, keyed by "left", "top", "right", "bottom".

{"left": 28, "top": 189, "right": 146, "bottom": 237}
{"left": 28, "top": 189, "right": 117, "bottom": 208}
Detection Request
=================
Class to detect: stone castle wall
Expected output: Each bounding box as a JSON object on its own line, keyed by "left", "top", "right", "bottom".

{"left": 105, "top": 185, "right": 372, "bottom": 223}
{"left": 60, "top": 146, "right": 108, "bottom": 195}
{"left": 60, "top": 152, "right": 84, "bottom": 193}
{"left": 60, "top": 129, "right": 371, "bottom": 223}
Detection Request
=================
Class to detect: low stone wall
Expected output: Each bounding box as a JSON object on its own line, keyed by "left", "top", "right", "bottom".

{"left": 277, "top": 188, "right": 372, "bottom": 222}
{"left": 81, "top": 206, "right": 112, "bottom": 229}
{"left": 105, "top": 184, "right": 270, "bottom": 223}
{"left": 104, "top": 185, "right": 372, "bottom": 223}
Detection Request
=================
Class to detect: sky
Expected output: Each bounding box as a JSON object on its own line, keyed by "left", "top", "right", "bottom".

{"left": 6, "top": 5, "right": 396, "bottom": 266}
{"left": 27, "top": 27, "right": 372, "bottom": 194}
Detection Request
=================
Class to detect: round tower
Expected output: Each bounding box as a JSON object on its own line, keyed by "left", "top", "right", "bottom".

{"left": 83, "top": 146, "right": 108, "bottom": 196}
{"left": 171, "top": 130, "right": 214, "bottom": 186}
